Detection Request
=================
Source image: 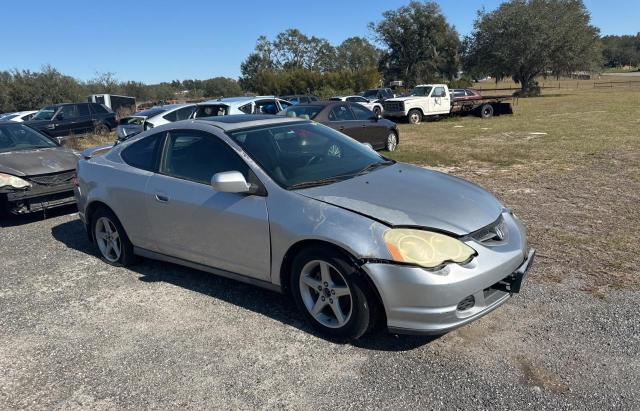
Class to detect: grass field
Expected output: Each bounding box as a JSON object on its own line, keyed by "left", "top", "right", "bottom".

{"left": 387, "top": 87, "right": 640, "bottom": 294}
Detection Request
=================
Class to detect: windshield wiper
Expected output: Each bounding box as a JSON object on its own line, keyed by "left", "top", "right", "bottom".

{"left": 355, "top": 160, "right": 395, "bottom": 176}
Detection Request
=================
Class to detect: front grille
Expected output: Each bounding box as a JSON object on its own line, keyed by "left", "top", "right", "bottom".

{"left": 383, "top": 101, "right": 404, "bottom": 112}
{"left": 27, "top": 171, "right": 75, "bottom": 186}
{"left": 470, "top": 215, "right": 507, "bottom": 244}
{"left": 457, "top": 295, "right": 475, "bottom": 311}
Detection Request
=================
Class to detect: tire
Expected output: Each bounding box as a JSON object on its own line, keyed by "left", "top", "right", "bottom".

{"left": 386, "top": 131, "right": 398, "bottom": 152}
{"left": 94, "top": 123, "right": 110, "bottom": 135}
{"left": 480, "top": 104, "right": 494, "bottom": 119}
{"left": 373, "top": 106, "right": 382, "bottom": 116}
{"left": 291, "top": 247, "right": 377, "bottom": 341}
{"left": 91, "top": 207, "right": 137, "bottom": 267}
{"left": 407, "top": 109, "right": 422, "bottom": 124}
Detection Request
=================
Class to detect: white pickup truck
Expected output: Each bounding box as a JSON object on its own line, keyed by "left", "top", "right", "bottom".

{"left": 382, "top": 84, "right": 512, "bottom": 124}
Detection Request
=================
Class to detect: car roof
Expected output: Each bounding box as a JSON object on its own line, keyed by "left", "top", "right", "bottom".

{"left": 194, "top": 114, "right": 307, "bottom": 132}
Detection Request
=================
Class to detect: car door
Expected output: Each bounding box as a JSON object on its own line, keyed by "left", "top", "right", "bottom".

{"left": 75, "top": 104, "right": 94, "bottom": 134}
{"left": 327, "top": 104, "right": 359, "bottom": 138}
{"left": 144, "top": 128, "right": 271, "bottom": 280}
{"left": 429, "top": 86, "right": 450, "bottom": 115}
{"left": 349, "top": 103, "right": 386, "bottom": 149}
{"left": 50, "top": 105, "right": 78, "bottom": 137}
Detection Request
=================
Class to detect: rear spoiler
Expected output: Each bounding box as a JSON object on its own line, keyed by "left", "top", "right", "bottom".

{"left": 81, "top": 143, "right": 115, "bottom": 160}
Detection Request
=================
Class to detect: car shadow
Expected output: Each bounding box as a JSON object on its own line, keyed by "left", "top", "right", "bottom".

{"left": 51, "top": 218, "right": 438, "bottom": 351}
{"left": 0, "top": 204, "right": 78, "bottom": 227}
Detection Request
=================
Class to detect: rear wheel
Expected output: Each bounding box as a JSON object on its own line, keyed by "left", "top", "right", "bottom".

{"left": 94, "top": 123, "right": 110, "bottom": 135}
{"left": 373, "top": 106, "right": 382, "bottom": 116}
{"left": 407, "top": 109, "right": 422, "bottom": 124}
{"left": 91, "top": 207, "right": 137, "bottom": 266}
{"left": 291, "top": 248, "right": 376, "bottom": 341}
{"left": 480, "top": 104, "right": 494, "bottom": 118}
{"left": 386, "top": 131, "right": 398, "bottom": 151}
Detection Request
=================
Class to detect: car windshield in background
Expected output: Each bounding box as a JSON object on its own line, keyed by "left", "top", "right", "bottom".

{"left": 228, "top": 122, "right": 391, "bottom": 189}
{"left": 362, "top": 90, "right": 378, "bottom": 99}
{"left": 0, "top": 123, "right": 57, "bottom": 153}
{"left": 134, "top": 107, "right": 167, "bottom": 118}
{"left": 196, "top": 105, "right": 229, "bottom": 117}
{"left": 0, "top": 114, "right": 18, "bottom": 121}
{"left": 32, "top": 106, "right": 57, "bottom": 120}
{"left": 279, "top": 105, "right": 323, "bottom": 120}
{"left": 410, "top": 86, "right": 433, "bottom": 96}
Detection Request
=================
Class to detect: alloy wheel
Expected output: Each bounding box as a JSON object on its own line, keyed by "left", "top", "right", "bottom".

{"left": 387, "top": 132, "right": 398, "bottom": 151}
{"left": 299, "top": 260, "right": 353, "bottom": 328}
{"left": 95, "top": 216, "right": 122, "bottom": 263}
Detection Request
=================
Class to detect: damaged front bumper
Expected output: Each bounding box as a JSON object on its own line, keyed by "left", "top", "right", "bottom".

{"left": 1, "top": 173, "right": 76, "bottom": 215}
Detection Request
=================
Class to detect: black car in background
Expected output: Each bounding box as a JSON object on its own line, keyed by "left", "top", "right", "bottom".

{"left": 280, "top": 101, "right": 399, "bottom": 151}
{"left": 0, "top": 122, "right": 79, "bottom": 216}
{"left": 280, "top": 94, "right": 319, "bottom": 105}
{"left": 26, "top": 103, "right": 116, "bottom": 140}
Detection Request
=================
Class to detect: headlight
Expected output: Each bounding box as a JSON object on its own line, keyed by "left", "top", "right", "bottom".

{"left": 383, "top": 228, "right": 475, "bottom": 269}
{"left": 0, "top": 173, "right": 31, "bottom": 190}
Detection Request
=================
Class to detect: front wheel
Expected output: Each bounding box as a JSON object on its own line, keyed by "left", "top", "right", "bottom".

{"left": 94, "top": 123, "right": 110, "bottom": 135}
{"left": 291, "top": 248, "right": 377, "bottom": 341}
{"left": 386, "top": 131, "right": 398, "bottom": 151}
{"left": 373, "top": 106, "right": 382, "bottom": 116}
{"left": 480, "top": 104, "right": 494, "bottom": 118}
{"left": 91, "top": 207, "right": 137, "bottom": 266}
{"left": 407, "top": 109, "right": 422, "bottom": 124}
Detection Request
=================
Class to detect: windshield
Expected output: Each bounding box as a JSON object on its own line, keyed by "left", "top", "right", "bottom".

{"left": 134, "top": 107, "right": 168, "bottom": 118}
{"left": 228, "top": 122, "right": 392, "bottom": 189}
{"left": 0, "top": 123, "right": 58, "bottom": 153}
{"left": 410, "top": 86, "right": 433, "bottom": 96}
{"left": 362, "top": 90, "right": 378, "bottom": 99}
{"left": 0, "top": 114, "right": 18, "bottom": 121}
{"left": 32, "top": 106, "right": 58, "bottom": 120}
{"left": 279, "top": 105, "right": 324, "bottom": 120}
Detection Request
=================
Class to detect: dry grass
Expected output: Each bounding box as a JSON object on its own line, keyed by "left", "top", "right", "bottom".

{"left": 387, "top": 87, "right": 640, "bottom": 293}
{"left": 62, "top": 132, "right": 116, "bottom": 150}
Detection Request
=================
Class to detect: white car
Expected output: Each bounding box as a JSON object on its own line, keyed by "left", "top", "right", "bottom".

{"left": 329, "top": 96, "right": 383, "bottom": 116}
{"left": 0, "top": 110, "right": 38, "bottom": 122}
{"left": 117, "top": 97, "right": 293, "bottom": 140}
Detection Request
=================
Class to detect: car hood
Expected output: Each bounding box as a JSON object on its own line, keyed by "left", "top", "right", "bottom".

{"left": 297, "top": 163, "right": 502, "bottom": 235}
{"left": 0, "top": 147, "right": 79, "bottom": 176}
{"left": 385, "top": 96, "right": 424, "bottom": 103}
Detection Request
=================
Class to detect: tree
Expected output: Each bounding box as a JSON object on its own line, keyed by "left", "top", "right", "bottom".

{"left": 335, "top": 37, "right": 381, "bottom": 72}
{"left": 601, "top": 34, "right": 640, "bottom": 67}
{"left": 369, "top": 1, "right": 461, "bottom": 86}
{"left": 462, "top": 0, "right": 601, "bottom": 92}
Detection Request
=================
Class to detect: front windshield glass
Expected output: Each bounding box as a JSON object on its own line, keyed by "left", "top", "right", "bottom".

{"left": 410, "top": 86, "right": 433, "bottom": 96}
{"left": 279, "top": 105, "right": 323, "bottom": 120}
{"left": 32, "top": 106, "right": 58, "bottom": 120}
{"left": 362, "top": 90, "right": 377, "bottom": 99}
{"left": 228, "top": 122, "right": 393, "bottom": 189}
{"left": 0, "top": 123, "right": 58, "bottom": 153}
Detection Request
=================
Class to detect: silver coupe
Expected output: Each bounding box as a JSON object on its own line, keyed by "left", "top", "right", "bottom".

{"left": 75, "top": 115, "right": 534, "bottom": 340}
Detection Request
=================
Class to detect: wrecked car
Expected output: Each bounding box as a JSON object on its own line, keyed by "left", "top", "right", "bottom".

{"left": 75, "top": 115, "right": 534, "bottom": 340}
{"left": 0, "top": 122, "right": 79, "bottom": 216}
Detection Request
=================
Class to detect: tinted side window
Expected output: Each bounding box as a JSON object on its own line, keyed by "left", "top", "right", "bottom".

{"left": 163, "top": 106, "right": 194, "bottom": 122}
{"left": 77, "top": 104, "right": 90, "bottom": 116}
{"left": 254, "top": 100, "right": 278, "bottom": 115}
{"left": 328, "top": 105, "right": 355, "bottom": 121}
{"left": 91, "top": 103, "right": 109, "bottom": 114}
{"left": 278, "top": 100, "right": 292, "bottom": 109}
{"left": 121, "top": 133, "right": 164, "bottom": 172}
{"left": 238, "top": 103, "right": 252, "bottom": 114}
{"left": 160, "top": 130, "right": 248, "bottom": 184}
{"left": 59, "top": 105, "right": 79, "bottom": 119}
{"left": 350, "top": 104, "right": 374, "bottom": 120}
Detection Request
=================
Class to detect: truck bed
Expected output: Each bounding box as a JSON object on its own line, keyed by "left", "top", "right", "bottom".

{"left": 450, "top": 95, "right": 513, "bottom": 115}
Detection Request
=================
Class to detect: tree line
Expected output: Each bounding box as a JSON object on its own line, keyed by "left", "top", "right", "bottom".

{"left": 0, "top": 0, "right": 632, "bottom": 113}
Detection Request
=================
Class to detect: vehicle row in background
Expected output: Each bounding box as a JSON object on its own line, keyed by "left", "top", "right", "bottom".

{"left": 26, "top": 103, "right": 117, "bottom": 140}
{"left": 117, "top": 97, "right": 292, "bottom": 140}
{"left": 383, "top": 84, "right": 512, "bottom": 124}
{"left": 281, "top": 100, "right": 398, "bottom": 151}
{"left": 280, "top": 94, "right": 319, "bottom": 105}
{"left": 0, "top": 111, "right": 38, "bottom": 123}
{"left": 329, "top": 96, "right": 384, "bottom": 116}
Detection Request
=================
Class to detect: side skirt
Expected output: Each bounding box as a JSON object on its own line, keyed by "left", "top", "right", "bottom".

{"left": 133, "top": 247, "right": 283, "bottom": 294}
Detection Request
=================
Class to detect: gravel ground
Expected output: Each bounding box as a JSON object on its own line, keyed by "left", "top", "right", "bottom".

{"left": 0, "top": 205, "right": 638, "bottom": 410}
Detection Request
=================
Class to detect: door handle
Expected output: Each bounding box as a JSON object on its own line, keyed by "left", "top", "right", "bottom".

{"left": 155, "top": 194, "right": 169, "bottom": 203}
{"left": 46, "top": 124, "right": 55, "bottom": 130}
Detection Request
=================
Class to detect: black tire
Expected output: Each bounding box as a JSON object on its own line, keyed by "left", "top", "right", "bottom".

{"left": 91, "top": 207, "right": 138, "bottom": 267}
{"left": 94, "top": 123, "right": 110, "bottom": 135}
{"left": 0, "top": 194, "right": 8, "bottom": 219}
{"left": 290, "top": 247, "right": 378, "bottom": 341}
{"left": 407, "top": 109, "right": 422, "bottom": 124}
{"left": 373, "top": 106, "right": 382, "bottom": 116}
{"left": 480, "top": 104, "right": 494, "bottom": 118}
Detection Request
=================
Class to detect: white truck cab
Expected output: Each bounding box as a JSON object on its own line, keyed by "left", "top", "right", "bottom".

{"left": 382, "top": 84, "right": 451, "bottom": 124}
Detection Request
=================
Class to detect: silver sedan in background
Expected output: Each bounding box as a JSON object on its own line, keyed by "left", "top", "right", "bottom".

{"left": 75, "top": 115, "right": 534, "bottom": 340}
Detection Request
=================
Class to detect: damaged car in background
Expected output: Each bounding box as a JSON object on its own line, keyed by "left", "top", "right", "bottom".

{"left": 75, "top": 115, "right": 534, "bottom": 340}
{"left": 0, "top": 122, "right": 79, "bottom": 216}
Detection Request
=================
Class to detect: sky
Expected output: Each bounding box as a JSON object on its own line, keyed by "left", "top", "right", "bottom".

{"left": 1, "top": 0, "right": 637, "bottom": 84}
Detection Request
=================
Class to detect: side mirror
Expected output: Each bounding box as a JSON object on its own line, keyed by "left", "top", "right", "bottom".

{"left": 211, "top": 171, "right": 251, "bottom": 194}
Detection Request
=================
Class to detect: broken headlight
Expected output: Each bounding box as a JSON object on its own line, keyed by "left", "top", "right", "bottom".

{"left": 383, "top": 228, "right": 476, "bottom": 269}
{"left": 0, "top": 173, "right": 31, "bottom": 190}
